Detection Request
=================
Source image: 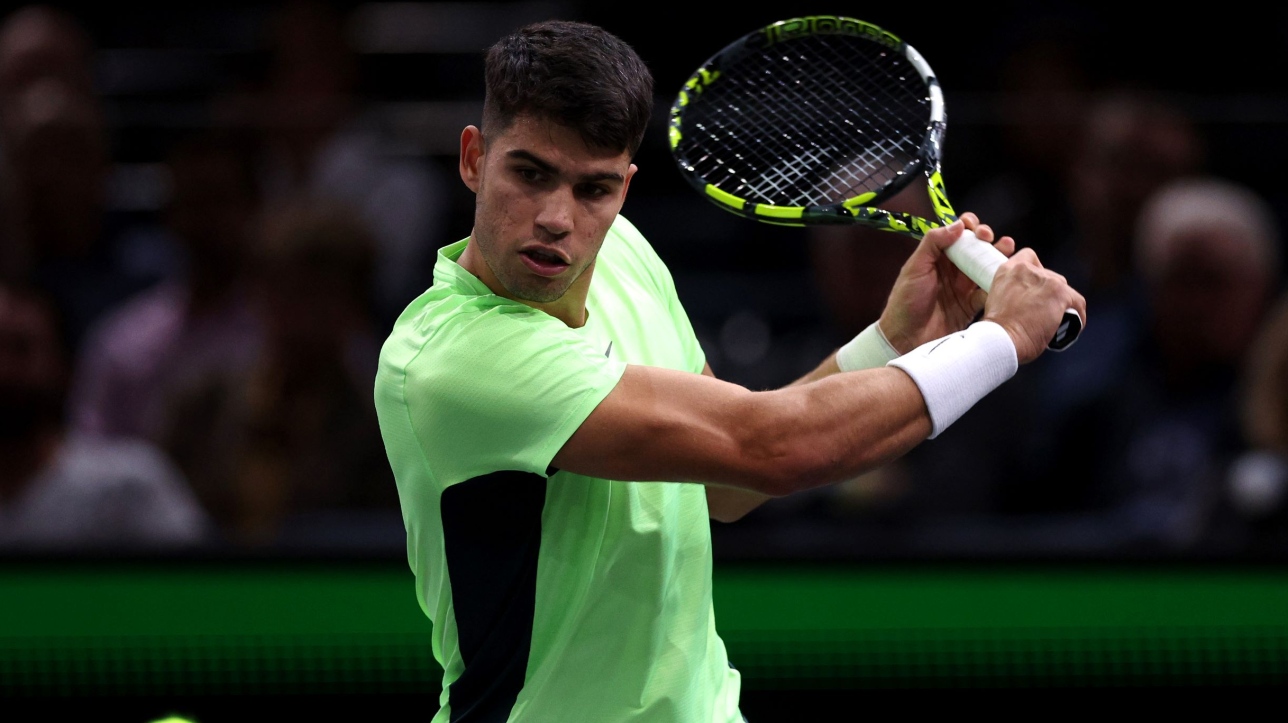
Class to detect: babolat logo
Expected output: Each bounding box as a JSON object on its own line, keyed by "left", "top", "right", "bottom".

{"left": 676, "top": 66, "right": 721, "bottom": 108}
{"left": 926, "top": 171, "right": 955, "bottom": 219}
{"left": 763, "top": 16, "right": 901, "bottom": 49}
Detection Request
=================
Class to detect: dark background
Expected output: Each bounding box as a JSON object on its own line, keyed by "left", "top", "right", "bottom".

{"left": 3, "top": 1, "right": 1288, "bottom": 718}
{"left": 2, "top": 0, "right": 1288, "bottom": 564}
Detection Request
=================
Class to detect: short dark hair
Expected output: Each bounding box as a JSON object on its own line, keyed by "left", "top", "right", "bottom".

{"left": 483, "top": 20, "right": 653, "bottom": 156}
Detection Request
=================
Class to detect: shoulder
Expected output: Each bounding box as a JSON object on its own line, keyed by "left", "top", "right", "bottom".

{"left": 603, "top": 214, "right": 660, "bottom": 262}
{"left": 599, "top": 214, "right": 684, "bottom": 306}
{"left": 378, "top": 291, "right": 604, "bottom": 406}
{"left": 57, "top": 434, "right": 187, "bottom": 486}
{"left": 26, "top": 436, "right": 210, "bottom": 545}
{"left": 382, "top": 290, "right": 564, "bottom": 366}
{"left": 30, "top": 435, "right": 195, "bottom": 517}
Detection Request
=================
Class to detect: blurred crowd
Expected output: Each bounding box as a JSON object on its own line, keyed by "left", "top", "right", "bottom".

{"left": 0, "top": 2, "right": 443, "bottom": 551}
{"left": 791, "top": 28, "right": 1288, "bottom": 558}
{"left": 0, "top": 3, "right": 1285, "bottom": 558}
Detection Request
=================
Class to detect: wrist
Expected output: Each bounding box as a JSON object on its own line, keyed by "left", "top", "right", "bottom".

{"left": 886, "top": 321, "right": 1018, "bottom": 438}
{"left": 836, "top": 321, "right": 900, "bottom": 372}
{"left": 982, "top": 314, "right": 1026, "bottom": 359}
{"left": 875, "top": 315, "right": 915, "bottom": 356}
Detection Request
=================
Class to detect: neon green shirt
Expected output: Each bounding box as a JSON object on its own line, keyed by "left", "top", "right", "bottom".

{"left": 374, "top": 215, "right": 742, "bottom": 722}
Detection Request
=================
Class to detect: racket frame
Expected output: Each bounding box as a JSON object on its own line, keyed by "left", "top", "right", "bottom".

{"left": 668, "top": 14, "right": 961, "bottom": 236}
{"left": 668, "top": 15, "right": 1082, "bottom": 352}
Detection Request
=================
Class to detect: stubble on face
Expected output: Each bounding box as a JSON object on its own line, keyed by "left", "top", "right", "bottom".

{"left": 472, "top": 188, "right": 592, "bottom": 304}
{"left": 464, "top": 115, "right": 634, "bottom": 319}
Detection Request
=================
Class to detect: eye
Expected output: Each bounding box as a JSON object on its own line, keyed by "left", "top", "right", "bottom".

{"left": 578, "top": 183, "right": 611, "bottom": 199}
{"left": 516, "top": 167, "right": 544, "bottom": 183}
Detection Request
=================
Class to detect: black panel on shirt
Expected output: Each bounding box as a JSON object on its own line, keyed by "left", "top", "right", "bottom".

{"left": 441, "top": 470, "right": 547, "bottom": 722}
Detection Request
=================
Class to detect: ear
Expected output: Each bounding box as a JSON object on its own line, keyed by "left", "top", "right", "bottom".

{"left": 460, "top": 125, "right": 484, "bottom": 193}
{"left": 620, "top": 162, "right": 638, "bottom": 201}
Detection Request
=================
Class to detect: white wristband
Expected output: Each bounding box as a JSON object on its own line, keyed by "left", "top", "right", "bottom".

{"left": 887, "top": 321, "right": 1018, "bottom": 439}
{"left": 836, "top": 322, "right": 900, "bottom": 372}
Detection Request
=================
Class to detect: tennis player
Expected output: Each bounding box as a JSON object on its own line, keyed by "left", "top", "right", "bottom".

{"left": 373, "top": 19, "right": 1086, "bottom": 723}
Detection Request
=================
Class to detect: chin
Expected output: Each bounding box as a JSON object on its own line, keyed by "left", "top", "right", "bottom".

{"left": 506, "top": 278, "right": 570, "bottom": 304}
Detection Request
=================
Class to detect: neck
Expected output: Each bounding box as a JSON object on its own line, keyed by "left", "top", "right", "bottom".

{"left": 458, "top": 238, "right": 592, "bottom": 328}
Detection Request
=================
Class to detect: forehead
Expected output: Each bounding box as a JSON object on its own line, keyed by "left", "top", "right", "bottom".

{"left": 487, "top": 114, "right": 631, "bottom": 171}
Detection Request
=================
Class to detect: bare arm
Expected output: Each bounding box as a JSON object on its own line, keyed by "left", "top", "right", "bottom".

{"left": 704, "top": 354, "right": 846, "bottom": 521}
{"left": 552, "top": 360, "right": 932, "bottom": 497}
{"left": 554, "top": 215, "right": 1083, "bottom": 516}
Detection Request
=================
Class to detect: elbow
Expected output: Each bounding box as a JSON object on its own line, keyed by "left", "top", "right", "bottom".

{"left": 730, "top": 392, "right": 855, "bottom": 497}
{"left": 735, "top": 426, "right": 834, "bottom": 498}
{"left": 709, "top": 506, "right": 750, "bottom": 525}
{"left": 714, "top": 388, "right": 844, "bottom": 497}
{"left": 749, "top": 445, "right": 834, "bottom": 497}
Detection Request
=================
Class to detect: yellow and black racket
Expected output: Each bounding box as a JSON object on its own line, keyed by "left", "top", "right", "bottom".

{"left": 668, "top": 15, "right": 1082, "bottom": 351}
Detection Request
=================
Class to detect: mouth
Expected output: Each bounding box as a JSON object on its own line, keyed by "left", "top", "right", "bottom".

{"left": 519, "top": 246, "right": 571, "bottom": 277}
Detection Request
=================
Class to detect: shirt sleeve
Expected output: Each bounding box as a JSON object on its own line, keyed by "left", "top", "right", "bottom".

{"left": 402, "top": 305, "right": 627, "bottom": 488}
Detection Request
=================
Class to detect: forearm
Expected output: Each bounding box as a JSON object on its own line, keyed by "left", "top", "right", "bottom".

{"left": 705, "top": 363, "right": 932, "bottom": 519}
{"left": 743, "top": 366, "right": 931, "bottom": 494}
{"left": 561, "top": 317, "right": 1020, "bottom": 497}
{"left": 556, "top": 363, "right": 931, "bottom": 495}
{"left": 707, "top": 346, "right": 901, "bottom": 519}
{"left": 707, "top": 341, "right": 901, "bottom": 520}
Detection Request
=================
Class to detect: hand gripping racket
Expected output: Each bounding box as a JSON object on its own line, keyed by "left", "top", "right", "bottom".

{"left": 668, "top": 15, "right": 1082, "bottom": 351}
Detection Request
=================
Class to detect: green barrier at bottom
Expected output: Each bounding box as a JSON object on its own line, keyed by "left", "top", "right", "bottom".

{"left": 2, "top": 563, "right": 1286, "bottom": 694}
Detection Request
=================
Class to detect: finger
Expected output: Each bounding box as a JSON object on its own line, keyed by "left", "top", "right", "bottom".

{"left": 972, "top": 224, "right": 995, "bottom": 243}
{"left": 994, "top": 236, "right": 1016, "bottom": 257}
{"left": 1070, "top": 289, "right": 1088, "bottom": 331}
{"left": 921, "top": 218, "right": 966, "bottom": 255}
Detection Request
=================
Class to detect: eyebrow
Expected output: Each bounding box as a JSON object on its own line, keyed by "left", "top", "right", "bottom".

{"left": 505, "top": 149, "right": 625, "bottom": 184}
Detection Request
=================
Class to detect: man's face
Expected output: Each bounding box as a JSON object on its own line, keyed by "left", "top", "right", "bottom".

{"left": 459, "top": 114, "right": 635, "bottom": 309}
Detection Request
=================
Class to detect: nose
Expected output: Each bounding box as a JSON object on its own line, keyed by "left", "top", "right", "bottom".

{"left": 534, "top": 185, "right": 574, "bottom": 239}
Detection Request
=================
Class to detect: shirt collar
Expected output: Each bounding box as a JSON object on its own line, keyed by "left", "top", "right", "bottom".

{"left": 433, "top": 238, "right": 493, "bottom": 296}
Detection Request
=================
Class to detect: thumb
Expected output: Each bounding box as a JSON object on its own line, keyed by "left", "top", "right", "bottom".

{"left": 917, "top": 218, "right": 965, "bottom": 260}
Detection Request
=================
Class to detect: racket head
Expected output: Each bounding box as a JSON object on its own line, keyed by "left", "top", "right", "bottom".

{"left": 668, "top": 15, "right": 951, "bottom": 235}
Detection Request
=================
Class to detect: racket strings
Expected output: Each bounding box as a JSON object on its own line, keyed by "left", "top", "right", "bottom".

{"left": 742, "top": 38, "right": 921, "bottom": 202}
{"left": 743, "top": 35, "right": 923, "bottom": 199}
{"left": 678, "top": 33, "right": 929, "bottom": 207}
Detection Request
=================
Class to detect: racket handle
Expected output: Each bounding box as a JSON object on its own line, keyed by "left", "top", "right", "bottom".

{"left": 944, "top": 229, "right": 1082, "bottom": 352}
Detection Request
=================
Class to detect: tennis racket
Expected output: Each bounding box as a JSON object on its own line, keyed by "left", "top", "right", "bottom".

{"left": 668, "top": 15, "right": 1082, "bottom": 351}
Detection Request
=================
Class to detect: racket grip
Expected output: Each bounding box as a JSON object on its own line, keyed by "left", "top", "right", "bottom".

{"left": 944, "top": 229, "right": 1082, "bottom": 352}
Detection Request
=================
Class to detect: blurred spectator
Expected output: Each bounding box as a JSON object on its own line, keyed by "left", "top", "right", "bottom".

{"left": 962, "top": 19, "right": 1093, "bottom": 260}
{"left": 155, "top": 200, "right": 398, "bottom": 548}
{"left": 1227, "top": 293, "right": 1288, "bottom": 551}
{"left": 1005, "top": 89, "right": 1207, "bottom": 513}
{"left": 1024, "top": 177, "right": 1279, "bottom": 551}
{"left": 244, "top": 0, "right": 447, "bottom": 328}
{"left": 66, "top": 131, "right": 264, "bottom": 439}
{"left": 0, "top": 282, "right": 208, "bottom": 550}
{"left": 1064, "top": 90, "right": 1206, "bottom": 293}
{"left": 0, "top": 5, "right": 93, "bottom": 156}
{"left": 0, "top": 7, "right": 167, "bottom": 354}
